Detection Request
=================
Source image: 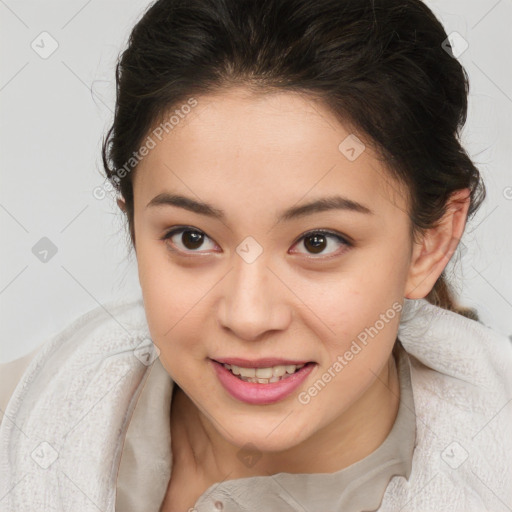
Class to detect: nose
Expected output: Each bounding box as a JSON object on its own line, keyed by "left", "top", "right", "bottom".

{"left": 217, "top": 256, "right": 292, "bottom": 342}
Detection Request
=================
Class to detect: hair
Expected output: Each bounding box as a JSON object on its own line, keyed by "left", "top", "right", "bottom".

{"left": 101, "top": 0, "right": 485, "bottom": 321}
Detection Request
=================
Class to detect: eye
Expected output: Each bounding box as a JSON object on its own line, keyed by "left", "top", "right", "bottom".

{"left": 290, "top": 229, "right": 351, "bottom": 258}
{"left": 160, "top": 227, "right": 218, "bottom": 254}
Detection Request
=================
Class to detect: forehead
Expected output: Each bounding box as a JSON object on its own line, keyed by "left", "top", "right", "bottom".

{"left": 133, "top": 86, "right": 409, "bottom": 220}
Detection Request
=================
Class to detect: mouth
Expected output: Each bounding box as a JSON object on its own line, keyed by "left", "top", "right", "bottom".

{"left": 210, "top": 358, "right": 317, "bottom": 404}
{"left": 216, "top": 361, "right": 313, "bottom": 384}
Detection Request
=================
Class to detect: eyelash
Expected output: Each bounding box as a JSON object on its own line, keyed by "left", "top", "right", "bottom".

{"left": 160, "top": 226, "right": 352, "bottom": 259}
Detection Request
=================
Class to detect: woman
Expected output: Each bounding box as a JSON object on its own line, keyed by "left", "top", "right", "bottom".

{"left": 1, "top": 0, "right": 511, "bottom": 510}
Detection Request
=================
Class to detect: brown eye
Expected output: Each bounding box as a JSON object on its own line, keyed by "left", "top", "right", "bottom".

{"left": 303, "top": 233, "right": 328, "bottom": 254}
{"left": 291, "top": 230, "right": 351, "bottom": 258}
{"left": 161, "top": 227, "right": 218, "bottom": 254}
{"left": 181, "top": 230, "right": 204, "bottom": 250}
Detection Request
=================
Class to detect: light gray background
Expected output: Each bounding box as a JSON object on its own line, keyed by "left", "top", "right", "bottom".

{"left": 1, "top": 0, "right": 511, "bottom": 362}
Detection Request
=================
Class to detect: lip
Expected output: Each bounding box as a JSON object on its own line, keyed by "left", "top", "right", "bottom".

{"left": 212, "top": 357, "right": 312, "bottom": 368}
{"left": 211, "top": 359, "right": 316, "bottom": 405}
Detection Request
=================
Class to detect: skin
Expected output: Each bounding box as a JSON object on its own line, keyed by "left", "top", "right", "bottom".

{"left": 121, "top": 86, "right": 470, "bottom": 508}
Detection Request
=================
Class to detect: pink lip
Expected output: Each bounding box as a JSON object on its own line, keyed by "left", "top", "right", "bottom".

{"left": 211, "top": 359, "right": 316, "bottom": 405}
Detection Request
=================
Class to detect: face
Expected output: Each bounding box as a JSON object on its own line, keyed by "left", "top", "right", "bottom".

{"left": 132, "top": 86, "right": 414, "bottom": 452}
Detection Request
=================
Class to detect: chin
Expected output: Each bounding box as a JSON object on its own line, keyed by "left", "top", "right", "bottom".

{"left": 217, "top": 415, "right": 312, "bottom": 453}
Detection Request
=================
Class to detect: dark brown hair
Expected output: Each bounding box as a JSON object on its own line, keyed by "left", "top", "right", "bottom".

{"left": 101, "top": 0, "right": 485, "bottom": 320}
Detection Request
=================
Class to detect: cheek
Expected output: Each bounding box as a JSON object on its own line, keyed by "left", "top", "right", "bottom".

{"left": 286, "top": 244, "right": 407, "bottom": 366}
{"left": 296, "top": 292, "right": 401, "bottom": 419}
{"left": 136, "top": 243, "right": 210, "bottom": 368}
{"left": 293, "top": 253, "right": 406, "bottom": 331}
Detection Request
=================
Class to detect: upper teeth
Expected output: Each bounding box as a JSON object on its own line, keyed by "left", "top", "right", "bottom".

{"left": 223, "top": 363, "right": 305, "bottom": 378}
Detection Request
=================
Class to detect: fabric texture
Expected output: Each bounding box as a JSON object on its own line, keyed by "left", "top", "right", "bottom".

{"left": 1, "top": 297, "right": 511, "bottom": 511}
{"left": 0, "top": 343, "right": 46, "bottom": 414}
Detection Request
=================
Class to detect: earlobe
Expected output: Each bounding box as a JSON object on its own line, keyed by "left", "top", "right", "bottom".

{"left": 405, "top": 188, "right": 471, "bottom": 299}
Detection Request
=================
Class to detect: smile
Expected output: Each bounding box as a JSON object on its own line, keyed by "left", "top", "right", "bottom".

{"left": 211, "top": 359, "right": 317, "bottom": 405}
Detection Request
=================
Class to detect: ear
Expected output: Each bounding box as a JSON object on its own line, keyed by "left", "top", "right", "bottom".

{"left": 405, "top": 188, "right": 471, "bottom": 299}
{"left": 117, "top": 196, "right": 127, "bottom": 213}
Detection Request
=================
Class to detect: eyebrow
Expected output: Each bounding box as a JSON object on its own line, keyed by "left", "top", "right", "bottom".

{"left": 146, "top": 192, "right": 373, "bottom": 221}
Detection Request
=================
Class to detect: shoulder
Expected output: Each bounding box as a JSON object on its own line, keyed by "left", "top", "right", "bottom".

{"left": 387, "top": 299, "right": 512, "bottom": 509}
{"left": 0, "top": 297, "right": 150, "bottom": 421}
{"left": 0, "top": 296, "right": 159, "bottom": 508}
{"left": 398, "top": 298, "right": 512, "bottom": 393}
